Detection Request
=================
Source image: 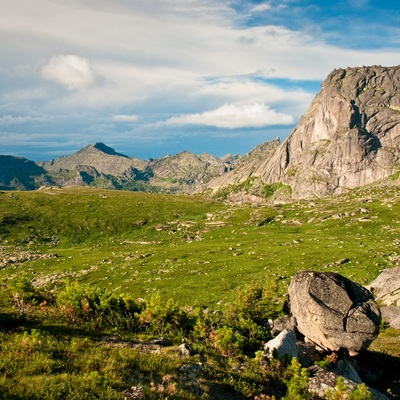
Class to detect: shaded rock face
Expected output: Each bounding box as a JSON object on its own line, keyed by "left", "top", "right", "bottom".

{"left": 262, "top": 66, "right": 400, "bottom": 198}
{"left": 288, "top": 271, "right": 381, "bottom": 355}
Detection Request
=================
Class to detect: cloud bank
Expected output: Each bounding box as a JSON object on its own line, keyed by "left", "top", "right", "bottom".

{"left": 1, "top": 0, "right": 400, "bottom": 160}
{"left": 167, "top": 103, "right": 294, "bottom": 129}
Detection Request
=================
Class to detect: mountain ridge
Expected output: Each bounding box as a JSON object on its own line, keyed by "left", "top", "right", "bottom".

{"left": 2, "top": 65, "right": 400, "bottom": 197}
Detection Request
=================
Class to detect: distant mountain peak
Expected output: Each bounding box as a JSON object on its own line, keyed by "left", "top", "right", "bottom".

{"left": 89, "top": 142, "right": 129, "bottom": 158}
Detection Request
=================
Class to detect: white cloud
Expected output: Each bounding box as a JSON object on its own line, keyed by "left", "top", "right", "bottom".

{"left": 112, "top": 114, "right": 139, "bottom": 122}
{"left": 251, "top": 3, "right": 272, "bottom": 12}
{"left": 41, "top": 55, "right": 96, "bottom": 90}
{"left": 0, "top": 115, "right": 49, "bottom": 125}
{"left": 166, "top": 103, "right": 294, "bottom": 129}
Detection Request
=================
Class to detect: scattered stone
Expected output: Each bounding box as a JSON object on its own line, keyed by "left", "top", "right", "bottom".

{"left": 0, "top": 248, "right": 58, "bottom": 270}
{"left": 178, "top": 343, "right": 191, "bottom": 356}
{"left": 288, "top": 271, "right": 381, "bottom": 355}
{"left": 123, "top": 385, "right": 145, "bottom": 400}
{"left": 263, "top": 328, "right": 298, "bottom": 361}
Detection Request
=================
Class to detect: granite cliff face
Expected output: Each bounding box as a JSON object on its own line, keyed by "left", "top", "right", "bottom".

{"left": 209, "top": 65, "right": 400, "bottom": 198}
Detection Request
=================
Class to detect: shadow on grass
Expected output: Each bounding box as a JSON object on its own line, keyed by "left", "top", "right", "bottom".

{"left": 356, "top": 350, "right": 400, "bottom": 396}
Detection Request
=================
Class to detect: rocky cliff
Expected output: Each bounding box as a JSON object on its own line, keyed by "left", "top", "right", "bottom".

{"left": 209, "top": 65, "right": 400, "bottom": 198}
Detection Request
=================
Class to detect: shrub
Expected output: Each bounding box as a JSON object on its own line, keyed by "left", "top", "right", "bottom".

{"left": 136, "top": 292, "right": 196, "bottom": 336}
{"left": 56, "top": 281, "right": 142, "bottom": 330}
{"left": 283, "top": 358, "right": 311, "bottom": 400}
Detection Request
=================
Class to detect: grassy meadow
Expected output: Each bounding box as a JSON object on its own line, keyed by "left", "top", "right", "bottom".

{"left": 0, "top": 181, "right": 399, "bottom": 399}
{"left": 0, "top": 184, "right": 399, "bottom": 305}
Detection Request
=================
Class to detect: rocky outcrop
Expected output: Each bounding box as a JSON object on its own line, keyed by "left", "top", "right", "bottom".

{"left": 288, "top": 271, "right": 381, "bottom": 355}
{"left": 208, "top": 65, "right": 400, "bottom": 199}
{"left": 207, "top": 139, "right": 281, "bottom": 189}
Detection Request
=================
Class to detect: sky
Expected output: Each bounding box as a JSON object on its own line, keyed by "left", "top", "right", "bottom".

{"left": 1, "top": 0, "right": 400, "bottom": 161}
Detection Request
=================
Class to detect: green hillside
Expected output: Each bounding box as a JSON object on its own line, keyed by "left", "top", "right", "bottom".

{"left": 1, "top": 181, "right": 399, "bottom": 306}
{"left": 0, "top": 182, "right": 399, "bottom": 399}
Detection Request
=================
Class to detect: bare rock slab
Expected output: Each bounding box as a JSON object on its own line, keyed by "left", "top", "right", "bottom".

{"left": 288, "top": 271, "right": 381, "bottom": 355}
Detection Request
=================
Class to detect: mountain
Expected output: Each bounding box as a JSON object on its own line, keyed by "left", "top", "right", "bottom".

{"left": 209, "top": 65, "right": 400, "bottom": 199}
{"left": 148, "top": 151, "right": 231, "bottom": 193}
{"left": 208, "top": 138, "right": 281, "bottom": 188}
{"left": 39, "top": 142, "right": 147, "bottom": 176}
{"left": 37, "top": 143, "right": 231, "bottom": 193}
{"left": 3, "top": 65, "right": 400, "bottom": 196}
{"left": 0, "top": 155, "right": 53, "bottom": 190}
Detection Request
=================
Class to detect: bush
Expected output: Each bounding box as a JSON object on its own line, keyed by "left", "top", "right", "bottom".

{"left": 56, "top": 281, "right": 142, "bottom": 330}
{"left": 136, "top": 292, "right": 196, "bottom": 336}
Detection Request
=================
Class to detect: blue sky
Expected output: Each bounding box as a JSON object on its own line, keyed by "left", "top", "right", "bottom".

{"left": 1, "top": 0, "right": 399, "bottom": 161}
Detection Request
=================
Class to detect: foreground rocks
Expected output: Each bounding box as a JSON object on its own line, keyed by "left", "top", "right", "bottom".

{"left": 288, "top": 271, "right": 381, "bottom": 355}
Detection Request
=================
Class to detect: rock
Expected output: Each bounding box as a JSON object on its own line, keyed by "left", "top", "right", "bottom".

{"left": 366, "top": 267, "right": 400, "bottom": 328}
{"left": 208, "top": 65, "right": 400, "bottom": 199}
{"left": 380, "top": 306, "right": 400, "bottom": 329}
{"left": 178, "top": 363, "right": 203, "bottom": 379}
{"left": 148, "top": 337, "right": 172, "bottom": 346}
{"left": 307, "top": 365, "right": 359, "bottom": 398}
{"left": 178, "top": 343, "right": 191, "bottom": 356}
{"left": 288, "top": 271, "right": 381, "bottom": 355}
{"left": 335, "top": 359, "right": 362, "bottom": 384}
{"left": 123, "top": 385, "right": 145, "bottom": 400}
{"left": 366, "top": 266, "right": 400, "bottom": 307}
{"left": 263, "top": 328, "right": 298, "bottom": 361}
{"left": 271, "top": 315, "right": 296, "bottom": 336}
{"left": 307, "top": 365, "right": 389, "bottom": 400}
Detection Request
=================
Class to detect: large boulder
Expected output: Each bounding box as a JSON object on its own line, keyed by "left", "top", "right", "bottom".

{"left": 288, "top": 271, "right": 381, "bottom": 355}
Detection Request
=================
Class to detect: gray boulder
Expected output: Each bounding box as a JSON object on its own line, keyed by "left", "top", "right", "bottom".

{"left": 263, "top": 328, "right": 298, "bottom": 361}
{"left": 366, "top": 266, "right": 400, "bottom": 307}
{"left": 288, "top": 271, "right": 381, "bottom": 355}
{"left": 366, "top": 267, "right": 400, "bottom": 329}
